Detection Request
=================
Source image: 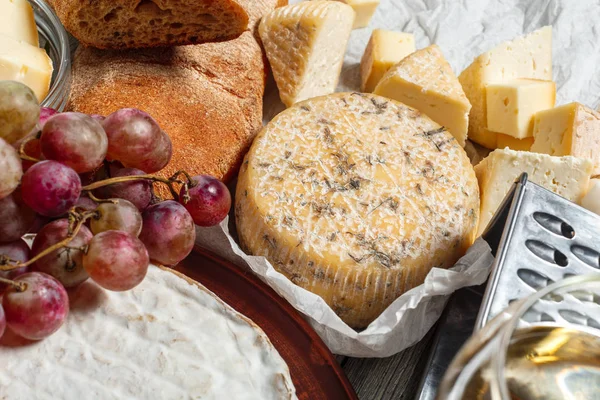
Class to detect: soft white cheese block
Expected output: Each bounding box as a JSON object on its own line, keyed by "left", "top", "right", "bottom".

{"left": 582, "top": 179, "right": 600, "bottom": 216}
{"left": 236, "top": 92, "right": 480, "bottom": 328}
{"left": 486, "top": 79, "right": 556, "bottom": 139}
{"left": 459, "top": 27, "right": 553, "bottom": 149}
{"left": 531, "top": 102, "right": 600, "bottom": 175}
{"left": 0, "top": 0, "right": 39, "bottom": 46}
{"left": 475, "top": 148, "right": 593, "bottom": 236}
{"left": 360, "top": 29, "right": 415, "bottom": 93}
{"left": 0, "top": 266, "right": 297, "bottom": 400}
{"left": 259, "top": 1, "right": 355, "bottom": 107}
{"left": 0, "top": 34, "right": 53, "bottom": 102}
{"left": 374, "top": 45, "right": 471, "bottom": 146}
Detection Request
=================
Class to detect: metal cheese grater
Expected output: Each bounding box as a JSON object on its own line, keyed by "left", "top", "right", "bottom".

{"left": 417, "top": 173, "right": 600, "bottom": 400}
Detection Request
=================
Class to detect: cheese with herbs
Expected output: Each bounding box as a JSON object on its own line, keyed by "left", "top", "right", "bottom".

{"left": 0, "top": 0, "right": 39, "bottom": 46}
{"left": 475, "top": 148, "right": 593, "bottom": 236}
{"left": 459, "top": 27, "right": 552, "bottom": 149}
{"left": 360, "top": 29, "right": 415, "bottom": 93}
{"left": 0, "top": 34, "right": 53, "bottom": 102}
{"left": 374, "top": 45, "right": 471, "bottom": 147}
{"left": 531, "top": 102, "right": 600, "bottom": 175}
{"left": 235, "top": 92, "right": 480, "bottom": 328}
{"left": 259, "top": 1, "right": 355, "bottom": 107}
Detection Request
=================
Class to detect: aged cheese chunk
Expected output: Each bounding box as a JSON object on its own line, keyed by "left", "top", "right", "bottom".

{"left": 0, "top": 0, "right": 39, "bottom": 46}
{"left": 475, "top": 148, "right": 592, "bottom": 236}
{"left": 335, "top": 0, "right": 379, "bottom": 29}
{"left": 530, "top": 102, "right": 600, "bottom": 174}
{"left": 0, "top": 266, "right": 296, "bottom": 399}
{"left": 582, "top": 179, "right": 600, "bottom": 216}
{"left": 486, "top": 79, "right": 556, "bottom": 139}
{"left": 496, "top": 134, "right": 534, "bottom": 151}
{"left": 360, "top": 29, "right": 415, "bottom": 93}
{"left": 459, "top": 27, "right": 552, "bottom": 149}
{"left": 0, "top": 34, "right": 53, "bottom": 102}
{"left": 374, "top": 45, "right": 471, "bottom": 146}
{"left": 236, "top": 92, "right": 480, "bottom": 328}
{"left": 259, "top": 1, "right": 355, "bottom": 107}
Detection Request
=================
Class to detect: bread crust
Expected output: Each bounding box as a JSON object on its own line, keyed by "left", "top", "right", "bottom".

{"left": 68, "top": 32, "right": 265, "bottom": 196}
{"left": 47, "top": 0, "right": 250, "bottom": 49}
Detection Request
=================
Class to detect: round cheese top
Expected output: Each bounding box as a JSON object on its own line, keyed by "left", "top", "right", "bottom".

{"left": 0, "top": 266, "right": 296, "bottom": 400}
{"left": 236, "top": 92, "right": 480, "bottom": 328}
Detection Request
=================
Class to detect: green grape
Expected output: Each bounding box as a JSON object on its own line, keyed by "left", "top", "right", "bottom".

{"left": 0, "top": 81, "right": 40, "bottom": 144}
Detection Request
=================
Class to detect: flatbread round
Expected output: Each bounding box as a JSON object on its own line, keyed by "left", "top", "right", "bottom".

{"left": 0, "top": 265, "right": 297, "bottom": 400}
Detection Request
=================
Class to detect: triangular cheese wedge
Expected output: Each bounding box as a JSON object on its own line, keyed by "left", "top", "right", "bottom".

{"left": 374, "top": 45, "right": 471, "bottom": 147}
{"left": 459, "top": 26, "right": 552, "bottom": 149}
{"left": 259, "top": 1, "right": 355, "bottom": 107}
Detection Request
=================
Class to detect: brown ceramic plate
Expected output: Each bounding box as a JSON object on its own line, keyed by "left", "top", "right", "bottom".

{"left": 174, "top": 246, "right": 357, "bottom": 400}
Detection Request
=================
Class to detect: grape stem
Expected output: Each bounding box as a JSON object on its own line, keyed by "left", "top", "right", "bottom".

{"left": 0, "top": 276, "right": 27, "bottom": 292}
{"left": 0, "top": 210, "right": 97, "bottom": 272}
{"left": 81, "top": 171, "right": 195, "bottom": 203}
{"left": 18, "top": 132, "right": 42, "bottom": 163}
{"left": 86, "top": 191, "right": 117, "bottom": 204}
{"left": 593, "top": 174, "right": 599, "bottom": 180}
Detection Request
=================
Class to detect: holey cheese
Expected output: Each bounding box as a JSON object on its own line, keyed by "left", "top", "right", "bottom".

{"left": 235, "top": 93, "right": 480, "bottom": 328}
{"left": 0, "top": 266, "right": 296, "bottom": 400}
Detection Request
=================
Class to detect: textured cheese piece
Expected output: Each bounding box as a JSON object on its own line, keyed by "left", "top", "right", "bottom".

{"left": 459, "top": 26, "right": 552, "bottom": 149}
{"left": 496, "top": 134, "right": 534, "bottom": 151}
{"left": 582, "top": 179, "right": 600, "bottom": 216}
{"left": 531, "top": 102, "right": 600, "bottom": 175}
{"left": 0, "top": 34, "right": 53, "bottom": 102}
{"left": 374, "top": 45, "right": 471, "bottom": 146}
{"left": 259, "top": 1, "right": 355, "bottom": 107}
{"left": 336, "top": 0, "right": 379, "bottom": 29}
{"left": 236, "top": 92, "right": 480, "bottom": 328}
{"left": 0, "top": 266, "right": 297, "bottom": 400}
{"left": 474, "top": 148, "right": 593, "bottom": 236}
{"left": 0, "top": 0, "right": 39, "bottom": 46}
{"left": 360, "top": 29, "right": 415, "bottom": 93}
{"left": 486, "top": 79, "right": 556, "bottom": 139}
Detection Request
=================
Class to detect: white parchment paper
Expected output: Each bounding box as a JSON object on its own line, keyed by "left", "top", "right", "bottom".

{"left": 197, "top": 0, "right": 600, "bottom": 357}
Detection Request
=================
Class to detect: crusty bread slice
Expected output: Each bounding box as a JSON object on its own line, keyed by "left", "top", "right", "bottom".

{"left": 47, "top": 0, "right": 250, "bottom": 49}
{"left": 68, "top": 32, "right": 265, "bottom": 197}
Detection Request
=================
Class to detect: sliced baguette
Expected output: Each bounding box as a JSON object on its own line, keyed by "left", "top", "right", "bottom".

{"left": 47, "top": 0, "right": 250, "bottom": 49}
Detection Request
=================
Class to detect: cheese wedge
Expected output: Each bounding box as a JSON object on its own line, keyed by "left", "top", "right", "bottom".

{"left": 236, "top": 92, "right": 479, "bottom": 328}
{"left": 374, "top": 45, "right": 471, "bottom": 146}
{"left": 335, "top": 0, "right": 379, "bottom": 29}
{"left": 360, "top": 29, "right": 415, "bottom": 93}
{"left": 0, "top": 0, "right": 39, "bottom": 46}
{"left": 475, "top": 148, "right": 592, "bottom": 236}
{"left": 0, "top": 34, "right": 53, "bottom": 102}
{"left": 259, "top": 1, "right": 355, "bottom": 107}
{"left": 459, "top": 27, "right": 553, "bottom": 149}
{"left": 486, "top": 79, "right": 556, "bottom": 139}
{"left": 496, "top": 134, "right": 534, "bottom": 151}
{"left": 531, "top": 102, "right": 600, "bottom": 174}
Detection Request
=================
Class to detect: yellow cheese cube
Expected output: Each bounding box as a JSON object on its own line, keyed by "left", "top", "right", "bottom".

{"left": 496, "top": 134, "right": 534, "bottom": 151}
{"left": 360, "top": 30, "right": 415, "bottom": 93}
{"left": 531, "top": 102, "right": 600, "bottom": 174}
{"left": 459, "top": 27, "right": 552, "bottom": 149}
{"left": 0, "top": 0, "right": 39, "bottom": 46}
{"left": 486, "top": 79, "right": 555, "bottom": 139}
{"left": 475, "top": 148, "right": 592, "bottom": 236}
{"left": 337, "top": 0, "right": 379, "bottom": 29}
{"left": 374, "top": 45, "right": 471, "bottom": 146}
{"left": 0, "top": 34, "right": 53, "bottom": 102}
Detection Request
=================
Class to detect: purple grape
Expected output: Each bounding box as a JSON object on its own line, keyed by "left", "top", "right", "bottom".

{"left": 180, "top": 175, "right": 231, "bottom": 227}
{"left": 39, "top": 107, "right": 58, "bottom": 128}
{"left": 0, "top": 188, "right": 36, "bottom": 243}
{"left": 90, "top": 114, "right": 105, "bottom": 122}
{"left": 21, "top": 161, "right": 82, "bottom": 217}
{"left": 96, "top": 167, "right": 153, "bottom": 211}
{"left": 41, "top": 112, "right": 108, "bottom": 173}
{"left": 31, "top": 219, "right": 92, "bottom": 288}
{"left": 91, "top": 199, "right": 142, "bottom": 236}
{"left": 139, "top": 201, "right": 196, "bottom": 266}
{"left": 0, "top": 303, "right": 5, "bottom": 339}
{"left": 102, "top": 108, "right": 172, "bottom": 173}
{"left": 0, "top": 239, "right": 30, "bottom": 279}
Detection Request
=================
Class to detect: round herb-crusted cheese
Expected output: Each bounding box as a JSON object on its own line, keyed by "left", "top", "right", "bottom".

{"left": 236, "top": 92, "right": 480, "bottom": 328}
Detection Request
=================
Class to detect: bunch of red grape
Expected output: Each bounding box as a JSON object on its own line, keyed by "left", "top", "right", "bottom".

{"left": 0, "top": 81, "right": 232, "bottom": 341}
